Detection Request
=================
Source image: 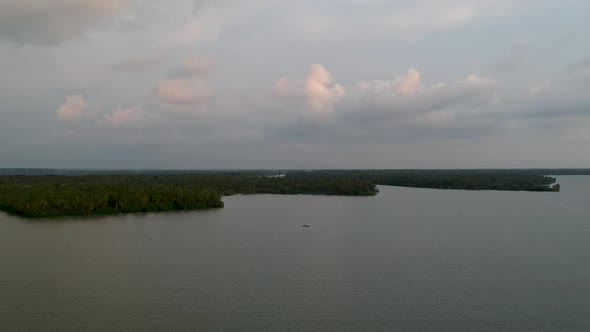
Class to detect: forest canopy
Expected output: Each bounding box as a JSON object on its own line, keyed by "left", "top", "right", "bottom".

{"left": 0, "top": 170, "right": 560, "bottom": 218}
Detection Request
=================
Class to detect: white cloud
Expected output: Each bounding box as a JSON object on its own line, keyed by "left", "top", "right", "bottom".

{"left": 155, "top": 79, "right": 213, "bottom": 106}
{"left": 0, "top": 0, "right": 133, "bottom": 46}
{"left": 305, "top": 65, "right": 346, "bottom": 112}
{"left": 357, "top": 68, "right": 423, "bottom": 100}
{"left": 463, "top": 75, "right": 497, "bottom": 87}
{"left": 273, "top": 64, "right": 500, "bottom": 127}
{"left": 274, "top": 64, "right": 346, "bottom": 112}
{"left": 57, "top": 95, "right": 88, "bottom": 121}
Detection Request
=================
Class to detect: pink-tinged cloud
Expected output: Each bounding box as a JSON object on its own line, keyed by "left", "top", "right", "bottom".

{"left": 397, "top": 69, "right": 422, "bottom": 95}
{"left": 155, "top": 79, "right": 213, "bottom": 106}
{"left": 273, "top": 77, "right": 302, "bottom": 98}
{"left": 273, "top": 64, "right": 346, "bottom": 112}
{"left": 57, "top": 95, "right": 88, "bottom": 120}
{"left": 273, "top": 64, "right": 501, "bottom": 124}
{"left": 305, "top": 64, "right": 346, "bottom": 112}
{"left": 358, "top": 68, "right": 423, "bottom": 98}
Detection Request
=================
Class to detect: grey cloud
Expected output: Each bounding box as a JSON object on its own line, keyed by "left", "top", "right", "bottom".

{"left": 492, "top": 60, "right": 524, "bottom": 75}
{"left": 515, "top": 98, "right": 590, "bottom": 121}
{"left": 295, "top": 0, "right": 523, "bottom": 43}
{"left": 564, "top": 58, "right": 590, "bottom": 74}
{"left": 192, "top": 0, "right": 217, "bottom": 14}
{"left": 268, "top": 109, "right": 497, "bottom": 146}
{"left": 109, "top": 56, "right": 161, "bottom": 72}
{"left": 490, "top": 43, "right": 530, "bottom": 75}
{"left": 3, "top": 0, "right": 590, "bottom": 169}
{"left": 261, "top": 64, "right": 587, "bottom": 149}
{"left": 266, "top": 69, "right": 502, "bottom": 145}
{"left": 169, "top": 56, "right": 211, "bottom": 78}
{"left": 154, "top": 79, "right": 214, "bottom": 106}
{"left": 0, "top": 0, "right": 132, "bottom": 46}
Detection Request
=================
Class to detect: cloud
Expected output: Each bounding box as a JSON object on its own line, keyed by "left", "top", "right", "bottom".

{"left": 305, "top": 65, "right": 346, "bottom": 112}
{"left": 101, "top": 106, "right": 147, "bottom": 127}
{"left": 274, "top": 64, "right": 346, "bottom": 112}
{"left": 529, "top": 80, "right": 551, "bottom": 94}
{"left": 490, "top": 42, "right": 531, "bottom": 75}
{"left": 57, "top": 95, "right": 88, "bottom": 121}
{"left": 192, "top": 0, "right": 221, "bottom": 14}
{"left": 271, "top": 64, "right": 502, "bottom": 143}
{"left": 155, "top": 79, "right": 213, "bottom": 106}
{"left": 273, "top": 77, "right": 302, "bottom": 98}
{"left": 413, "top": 110, "right": 456, "bottom": 128}
{"left": 564, "top": 58, "right": 590, "bottom": 74}
{"left": 109, "top": 56, "right": 160, "bottom": 72}
{"left": 169, "top": 15, "right": 221, "bottom": 47}
{"left": 275, "top": 65, "right": 496, "bottom": 116}
{"left": 169, "top": 56, "right": 210, "bottom": 78}
{"left": 436, "top": 5, "right": 476, "bottom": 27}
{"left": 0, "top": 0, "right": 132, "bottom": 46}
{"left": 295, "top": 0, "right": 517, "bottom": 42}
{"left": 356, "top": 68, "right": 423, "bottom": 100}
{"left": 463, "top": 75, "right": 496, "bottom": 87}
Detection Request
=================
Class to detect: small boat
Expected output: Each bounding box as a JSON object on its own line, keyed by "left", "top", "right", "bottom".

{"left": 301, "top": 224, "right": 310, "bottom": 228}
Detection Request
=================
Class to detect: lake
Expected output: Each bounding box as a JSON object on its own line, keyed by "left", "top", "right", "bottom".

{"left": 1, "top": 176, "right": 590, "bottom": 331}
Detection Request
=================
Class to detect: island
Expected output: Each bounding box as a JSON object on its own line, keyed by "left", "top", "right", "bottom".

{"left": 0, "top": 169, "right": 566, "bottom": 218}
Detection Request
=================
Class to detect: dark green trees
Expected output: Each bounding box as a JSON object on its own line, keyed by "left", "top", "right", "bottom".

{"left": 0, "top": 170, "right": 559, "bottom": 219}
{"left": 0, "top": 176, "right": 223, "bottom": 218}
{"left": 0, "top": 173, "right": 377, "bottom": 218}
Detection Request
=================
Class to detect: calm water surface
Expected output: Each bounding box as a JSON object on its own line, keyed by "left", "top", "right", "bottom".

{"left": 1, "top": 176, "right": 590, "bottom": 331}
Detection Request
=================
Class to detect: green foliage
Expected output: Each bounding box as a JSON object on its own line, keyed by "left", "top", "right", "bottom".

{"left": 370, "top": 174, "right": 558, "bottom": 191}
{"left": 0, "top": 170, "right": 560, "bottom": 219}
{"left": 288, "top": 170, "right": 560, "bottom": 192}
{"left": 0, "top": 174, "right": 378, "bottom": 218}
{"left": 0, "top": 175, "right": 223, "bottom": 218}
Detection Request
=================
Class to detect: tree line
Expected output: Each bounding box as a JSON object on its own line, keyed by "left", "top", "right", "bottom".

{"left": 0, "top": 174, "right": 378, "bottom": 218}
{"left": 287, "top": 170, "right": 560, "bottom": 192}
{"left": 0, "top": 171, "right": 560, "bottom": 218}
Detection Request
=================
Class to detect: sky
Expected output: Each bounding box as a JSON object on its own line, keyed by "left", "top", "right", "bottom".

{"left": 1, "top": 0, "right": 589, "bottom": 169}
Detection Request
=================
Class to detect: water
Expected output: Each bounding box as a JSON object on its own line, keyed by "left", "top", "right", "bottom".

{"left": 1, "top": 176, "right": 590, "bottom": 331}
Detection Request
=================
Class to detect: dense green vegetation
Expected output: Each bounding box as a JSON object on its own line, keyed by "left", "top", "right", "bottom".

{"left": 0, "top": 175, "right": 224, "bottom": 218}
{"left": 289, "top": 170, "right": 560, "bottom": 192}
{"left": 0, "top": 169, "right": 562, "bottom": 218}
{"left": 371, "top": 173, "right": 559, "bottom": 191}
{"left": 0, "top": 174, "right": 377, "bottom": 218}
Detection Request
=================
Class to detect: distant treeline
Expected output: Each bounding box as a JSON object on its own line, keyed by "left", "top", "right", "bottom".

{"left": 1, "top": 168, "right": 589, "bottom": 176}
{"left": 0, "top": 174, "right": 377, "bottom": 218}
{"left": 0, "top": 170, "right": 563, "bottom": 218}
{"left": 0, "top": 176, "right": 223, "bottom": 218}
{"left": 288, "top": 170, "right": 560, "bottom": 192}
{"left": 372, "top": 174, "right": 559, "bottom": 191}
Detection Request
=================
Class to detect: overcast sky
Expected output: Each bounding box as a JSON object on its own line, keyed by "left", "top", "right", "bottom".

{"left": 1, "top": 0, "right": 589, "bottom": 169}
